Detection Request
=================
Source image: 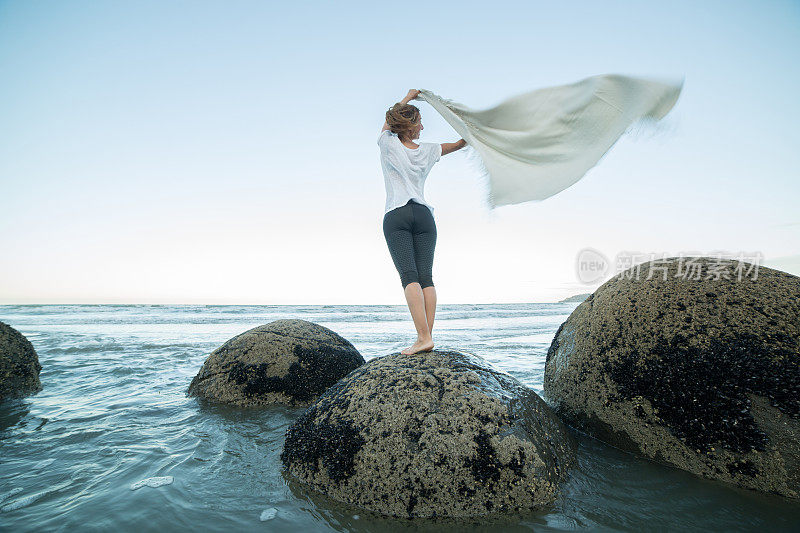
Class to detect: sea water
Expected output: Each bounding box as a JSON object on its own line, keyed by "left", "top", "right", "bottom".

{"left": 0, "top": 304, "right": 798, "bottom": 532}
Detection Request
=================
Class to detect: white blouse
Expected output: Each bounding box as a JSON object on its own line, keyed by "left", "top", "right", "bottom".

{"left": 377, "top": 129, "right": 441, "bottom": 216}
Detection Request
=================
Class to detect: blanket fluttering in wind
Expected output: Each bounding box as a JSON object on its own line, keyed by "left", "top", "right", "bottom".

{"left": 418, "top": 74, "right": 684, "bottom": 208}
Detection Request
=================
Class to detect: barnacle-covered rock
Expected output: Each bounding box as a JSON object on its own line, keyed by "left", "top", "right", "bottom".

{"left": 187, "top": 319, "right": 364, "bottom": 407}
{"left": 544, "top": 256, "right": 800, "bottom": 498}
{"left": 0, "top": 321, "right": 42, "bottom": 402}
{"left": 281, "top": 349, "right": 575, "bottom": 519}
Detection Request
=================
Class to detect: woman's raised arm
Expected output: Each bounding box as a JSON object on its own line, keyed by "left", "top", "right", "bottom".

{"left": 381, "top": 90, "right": 420, "bottom": 133}
{"left": 441, "top": 139, "right": 467, "bottom": 156}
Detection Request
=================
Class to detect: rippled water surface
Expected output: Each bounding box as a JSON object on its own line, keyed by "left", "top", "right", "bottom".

{"left": 1, "top": 304, "right": 798, "bottom": 532}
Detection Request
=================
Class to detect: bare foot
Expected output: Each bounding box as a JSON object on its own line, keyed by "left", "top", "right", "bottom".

{"left": 401, "top": 338, "right": 434, "bottom": 355}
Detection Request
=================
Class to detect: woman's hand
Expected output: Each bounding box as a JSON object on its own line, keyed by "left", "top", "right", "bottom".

{"left": 401, "top": 89, "right": 421, "bottom": 104}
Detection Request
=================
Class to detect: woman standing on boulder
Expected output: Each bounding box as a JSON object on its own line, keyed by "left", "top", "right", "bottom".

{"left": 379, "top": 89, "right": 467, "bottom": 355}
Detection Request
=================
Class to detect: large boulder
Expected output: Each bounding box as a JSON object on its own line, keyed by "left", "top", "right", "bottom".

{"left": 280, "top": 350, "right": 575, "bottom": 519}
{"left": 187, "top": 319, "right": 364, "bottom": 407}
{"left": 0, "top": 321, "right": 42, "bottom": 401}
{"left": 544, "top": 256, "right": 800, "bottom": 498}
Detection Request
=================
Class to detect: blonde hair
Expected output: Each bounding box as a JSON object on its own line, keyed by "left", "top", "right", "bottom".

{"left": 385, "top": 103, "right": 420, "bottom": 142}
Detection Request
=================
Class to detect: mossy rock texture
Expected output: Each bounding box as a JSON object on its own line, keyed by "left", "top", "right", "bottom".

{"left": 544, "top": 256, "right": 800, "bottom": 498}
{"left": 0, "top": 321, "right": 42, "bottom": 402}
{"left": 187, "top": 319, "right": 364, "bottom": 407}
{"left": 280, "top": 349, "right": 575, "bottom": 519}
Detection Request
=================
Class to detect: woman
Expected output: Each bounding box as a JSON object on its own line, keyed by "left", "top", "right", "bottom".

{"left": 378, "top": 89, "right": 467, "bottom": 355}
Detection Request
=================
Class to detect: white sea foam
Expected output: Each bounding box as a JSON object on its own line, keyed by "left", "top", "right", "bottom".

{"left": 129, "top": 476, "right": 174, "bottom": 490}
{"left": 1, "top": 489, "right": 52, "bottom": 512}
{"left": 33, "top": 458, "right": 56, "bottom": 470}
{"left": 0, "top": 487, "right": 23, "bottom": 504}
{"left": 0, "top": 479, "right": 73, "bottom": 513}
{"left": 259, "top": 507, "right": 277, "bottom": 521}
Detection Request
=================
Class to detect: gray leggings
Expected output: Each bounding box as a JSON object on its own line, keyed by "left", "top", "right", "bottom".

{"left": 383, "top": 199, "right": 437, "bottom": 289}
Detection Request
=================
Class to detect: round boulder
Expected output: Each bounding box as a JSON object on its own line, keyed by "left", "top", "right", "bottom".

{"left": 187, "top": 319, "right": 364, "bottom": 407}
{"left": 1, "top": 321, "right": 42, "bottom": 401}
{"left": 544, "top": 256, "right": 800, "bottom": 498}
{"left": 280, "top": 349, "right": 575, "bottom": 519}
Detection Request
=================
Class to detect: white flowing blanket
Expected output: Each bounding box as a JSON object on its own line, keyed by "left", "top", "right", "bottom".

{"left": 418, "top": 74, "right": 684, "bottom": 208}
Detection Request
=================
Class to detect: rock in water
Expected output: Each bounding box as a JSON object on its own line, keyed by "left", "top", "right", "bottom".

{"left": 544, "top": 256, "right": 800, "bottom": 498}
{"left": 280, "top": 350, "right": 574, "bottom": 519}
{"left": 0, "top": 321, "right": 42, "bottom": 402}
{"left": 187, "top": 319, "right": 364, "bottom": 407}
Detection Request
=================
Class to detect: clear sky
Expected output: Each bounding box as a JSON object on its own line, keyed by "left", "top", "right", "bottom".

{"left": 1, "top": 0, "right": 798, "bottom": 304}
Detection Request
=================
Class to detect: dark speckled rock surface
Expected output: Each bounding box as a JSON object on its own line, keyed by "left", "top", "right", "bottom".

{"left": 543, "top": 256, "right": 800, "bottom": 498}
{"left": 187, "top": 319, "right": 364, "bottom": 407}
{"left": 280, "top": 349, "right": 575, "bottom": 519}
{"left": 0, "top": 321, "right": 42, "bottom": 402}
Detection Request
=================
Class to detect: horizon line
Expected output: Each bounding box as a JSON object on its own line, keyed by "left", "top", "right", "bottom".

{"left": 0, "top": 300, "right": 586, "bottom": 306}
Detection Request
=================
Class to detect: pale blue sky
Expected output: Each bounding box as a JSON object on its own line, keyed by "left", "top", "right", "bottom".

{"left": 1, "top": 0, "right": 798, "bottom": 304}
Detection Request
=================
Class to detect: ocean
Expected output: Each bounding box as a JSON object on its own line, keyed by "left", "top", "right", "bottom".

{"left": 1, "top": 304, "right": 798, "bottom": 532}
